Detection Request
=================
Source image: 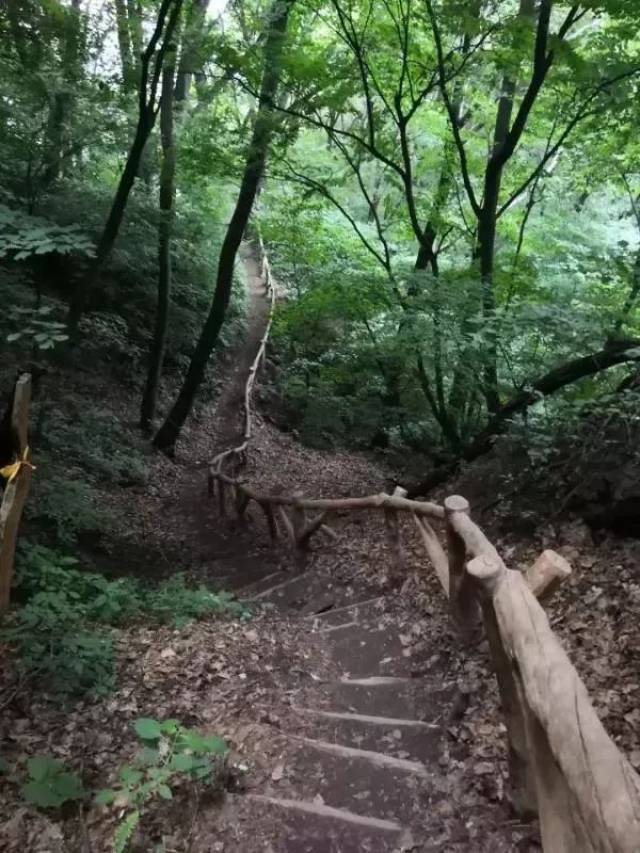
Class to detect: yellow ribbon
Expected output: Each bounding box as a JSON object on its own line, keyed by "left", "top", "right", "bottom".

{"left": 0, "top": 447, "right": 35, "bottom": 483}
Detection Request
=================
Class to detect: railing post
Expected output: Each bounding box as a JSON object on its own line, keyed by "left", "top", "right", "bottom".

{"left": 444, "top": 495, "right": 479, "bottom": 634}
{"left": 384, "top": 486, "right": 407, "bottom": 582}
{"left": 467, "top": 555, "right": 537, "bottom": 819}
{"left": 291, "top": 490, "right": 306, "bottom": 541}
{"left": 0, "top": 374, "right": 33, "bottom": 616}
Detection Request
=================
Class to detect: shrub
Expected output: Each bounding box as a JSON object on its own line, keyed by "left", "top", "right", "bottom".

{"left": 97, "top": 717, "right": 228, "bottom": 852}
{"left": 4, "top": 545, "right": 248, "bottom": 696}
{"left": 20, "top": 756, "right": 85, "bottom": 810}
{"left": 144, "top": 574, "right": 247, "bottom": 627}
{"left": 3, "top": 590, "right": 115, "bottom": 696}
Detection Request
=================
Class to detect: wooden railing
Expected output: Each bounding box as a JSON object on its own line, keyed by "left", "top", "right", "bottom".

{"left": 0, "top": 372, "right": 33, "bottom": 615}
{"left": 208, "top": 239, "right": 640, "bottom": 852}
{"left": 208, "top": 233, "right": 276, "bottom": 483}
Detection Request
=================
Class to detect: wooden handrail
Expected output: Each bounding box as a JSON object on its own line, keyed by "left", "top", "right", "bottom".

{"left": 0, "top": 373, "right": 33, "bottom": 615}
{"left": 469, "top": 558, "right": 640, "bottom": 851}
{"left": 206, "top": 242, "right": 640, "bottom": 851}
{"left": 208, "top": 232, "right": 277, "bottom": 479}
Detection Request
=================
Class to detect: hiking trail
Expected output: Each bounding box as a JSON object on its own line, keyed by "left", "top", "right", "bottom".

{"left": 162, "top": 242, "right": 534, "bottom": 852}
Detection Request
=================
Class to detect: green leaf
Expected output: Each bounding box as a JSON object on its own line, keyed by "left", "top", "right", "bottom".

{"left": 95, "top": 788, "right": 118, "bottom": 806}
{"left": 120, "top": 767, "right": 143, "bottom": 786}
{"left": 22, "top": 780, "right": 64, "bottom": 808}
{"left": 200, "top": 735, "right": 227, "bottom": 755}
{"left": 134, "top": 718, "right": 162, "bottom": 741}
{"left": 27, "top": 755, "right": 61, "bottom": 782}
{"left": 170, "top": 753, "right": 194, "bottom": 772}
{"left": 160, "top": 719, "right": 179, "bottom": 734}
{"left": 53, "top": 771, "right": 84, "bottom": 800}
{"left": 193, "top": 764, "right": 213, "bottom": 780}
{"left": 114, "top": 809, "right": 140, "bottom": 853}
{"left": 157, "top": 784, "right": 173, "bottom": 800}
{"left": 137, "top": 747, "right": 160, "bottom": 766}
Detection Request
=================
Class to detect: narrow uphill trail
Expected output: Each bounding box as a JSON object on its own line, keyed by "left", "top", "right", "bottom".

{"left": 169, "top": 244, "right": 531, "bottom": 852}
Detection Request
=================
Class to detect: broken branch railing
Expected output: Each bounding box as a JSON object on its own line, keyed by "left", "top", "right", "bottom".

{"left": 207, "top": 240, "right": 640, "bottom": 851}
{"left": 0, "top": 373, "right": 34, "bottom": 616}
{"left": 208, "top": 232, "right": 276, "bottom": 485}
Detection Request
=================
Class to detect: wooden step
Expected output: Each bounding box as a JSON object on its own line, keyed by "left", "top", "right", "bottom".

{"left": 197, "top": 792, "right": 406, "bottom": 852}
{"left": 291, "top": 708, "right": 442, "bottom": 763}
{"left": 269, "top": 734, "right": 437, "bottom": 825}
{"left": 324, "top": 677, "right": 456, "bottom": 721}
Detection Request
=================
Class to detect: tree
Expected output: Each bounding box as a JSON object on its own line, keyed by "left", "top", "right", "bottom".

{"left": 153, "top": 0, "right": 296, "bottom": 452}
{"left": 66, "top": 0, "right": 184, "bottom": 335}
{"left": 140, "top": 45, "right": 178, "bottom": 433}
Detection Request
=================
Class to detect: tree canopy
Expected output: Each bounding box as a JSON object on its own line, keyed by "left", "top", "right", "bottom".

{"left": 0, "top": 0, "right": 639, "bottom": 461}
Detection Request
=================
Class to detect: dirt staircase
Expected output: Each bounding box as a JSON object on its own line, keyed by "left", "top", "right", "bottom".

{"left": 177, "top": 247, "right": 485, "bottom": 850}
{"left": 191, "top": 551, "right": 466, "bottom": 853}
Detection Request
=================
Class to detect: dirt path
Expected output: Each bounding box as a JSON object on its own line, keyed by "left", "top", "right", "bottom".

{"left": 165, "top": 252, "right": 535, "bottom": 851}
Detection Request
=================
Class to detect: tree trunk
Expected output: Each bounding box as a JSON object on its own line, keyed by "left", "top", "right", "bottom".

{"left": 175, "top": 0, "right": 210, "bottom": 103}
{"left": 114, "top": 0, "right": 137, "bottom": 91}
{"left": 153, "top": 0, "right": 296, "bottom": 452}
{"left": 408, "top": 340, "right": 640, "bottom": 496}
{"left": 66, "top": 116, "right": 154, "bottom": 332}
{"left": 140, "top": 50, "right": 177, "bottom": 433}
{"left": 66, "top": 0, "right": 183, "bottom": 335}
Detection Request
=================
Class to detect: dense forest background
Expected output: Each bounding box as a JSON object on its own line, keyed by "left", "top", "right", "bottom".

{"left": 2, "top": 1, "right": 640, "bottom": 849}
{"left": 0, "top": 0, "right": 639, "bottom": 586}
{"left": 3, "top": 0, "right": 640, "bottom": 473}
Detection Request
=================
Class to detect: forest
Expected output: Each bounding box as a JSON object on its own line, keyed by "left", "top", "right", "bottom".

{"left": 1, "top": 0, "right": 640, "bottom": 851}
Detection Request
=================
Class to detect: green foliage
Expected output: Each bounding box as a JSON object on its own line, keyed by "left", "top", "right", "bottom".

{"left": 143, "top": 574, "right": 247, "bottom": 627}
{"left": 27, "top": 478, "right": 108, "bottom": 546}
{"left": 2, "top": 586, "right": 116, "bottom": 696}
{"left": 6, "top": 305, "right": 68, "bottom": 350}
{"left": 0, "top": 204, "right": 94, "bottom": 261}
{"left": 21, "top": 756, "right": 85, "bottom": 809}
{"left": 97, "top": 718, "right": 227, "bottom": 852}
{"left": 4, "top": 544, "right": 247, "bottom": 697}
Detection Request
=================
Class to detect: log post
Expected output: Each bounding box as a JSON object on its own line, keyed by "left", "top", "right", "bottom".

{"left": 384, "top": 486, "right": 407, "bottom": 581}
{"left": 525, "top": 549, "right": 571, "bottom": 602}
{"left": 0, "top": 374, "right": 33, "bottom": 616}
{"left": 468, "top": 554, "right": 537, "bottom": 818}
{"left": 297, "top": 510, "right": 328, "bottom": 550}
{"left": 260, "top": 501, "right": 278, "bottom": 541}
{"left": 444, "top": 495, "right": 479, "bottom": 634}
{"left": 291, "top": 490, "right": 306, "bottom": 542}
{"left": 413, "top": 514, "right": 449, "bottom": 595}
{"left": 235, "top": 488, "right": 250, "bottom": 521}
{"left": 278, "top": 506, "right": 296, "bottom": 546}
{"left": 218, "top": 480, "right": 226, "bottom": 517}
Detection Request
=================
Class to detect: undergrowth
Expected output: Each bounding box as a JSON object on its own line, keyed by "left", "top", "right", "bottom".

{"left": 3, "top": 544, "right": 248, "bottom": 697}
{"left": 3, "top": 717, "right": 228, "bottom": 853}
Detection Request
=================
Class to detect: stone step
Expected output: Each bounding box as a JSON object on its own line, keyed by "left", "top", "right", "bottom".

{"left": 252, "top": 571, "right": 383, "bottom": 616}
{"left": 199, "top": 792, "right": 406, "bottom": 853}
{"left": 238, "top": 570, "right": 289, "bottom": 598}
{"left": 269, "top": 735, "right": 437, "bottom": 825}
{"left": 304, "top": 596, "right": 386, "bottom": 628}
{"left": 325, "top": 677, "right": 455, "bottom": 721}
{"left": 291, "top": 707, "right": 443, "bottom": 763}
{"left": 312, "top": 620, "right": 359, "bottom": 635}
{"left": 247, "top": 572, "right": 310, "bottom": 602}
{"left": 198, "top": 553, "right": 280, "bottom": 591}
{"left": 324, "top": 624, "right": 412, "bottom": 678}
